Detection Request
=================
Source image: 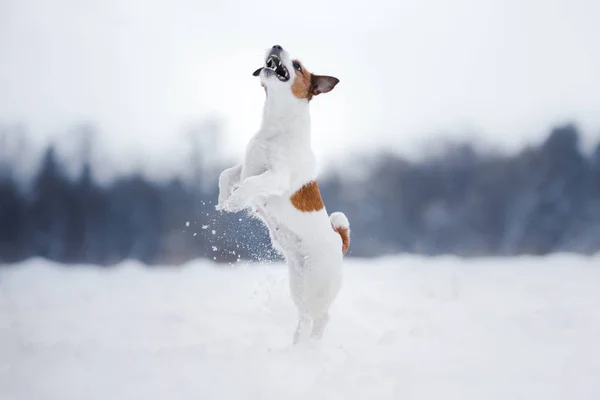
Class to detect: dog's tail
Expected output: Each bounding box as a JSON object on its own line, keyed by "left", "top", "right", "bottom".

{"left": 329, "top": 212, "right": 350, "bottom": 255}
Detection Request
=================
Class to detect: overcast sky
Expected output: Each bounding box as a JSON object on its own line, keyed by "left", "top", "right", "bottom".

{"left": 1, "top": 0, "right": 599, "bottom": 178}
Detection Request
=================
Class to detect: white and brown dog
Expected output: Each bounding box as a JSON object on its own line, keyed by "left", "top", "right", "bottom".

{"left": 216, "top": 45, "right": 350, "bottom": 343}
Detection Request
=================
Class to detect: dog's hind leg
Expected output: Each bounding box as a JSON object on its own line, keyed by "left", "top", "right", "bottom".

{"left": 310, "top": 312, "right": 330, "bottom": 340}
{"left": 293, "top": 316, "right": 312, "bottom": 344}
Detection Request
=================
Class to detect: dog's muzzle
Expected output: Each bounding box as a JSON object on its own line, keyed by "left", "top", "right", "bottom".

{"left": 253, "top": 45, "right": 290, "bottom": 82}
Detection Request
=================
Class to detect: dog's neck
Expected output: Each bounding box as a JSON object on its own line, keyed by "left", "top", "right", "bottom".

{"left": 259, "top": 93, "right": 311, "bottom": 139}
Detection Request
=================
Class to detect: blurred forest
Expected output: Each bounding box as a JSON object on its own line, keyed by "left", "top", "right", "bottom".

{"left": 1, "top": 122, "right": 599, "bottom": 265}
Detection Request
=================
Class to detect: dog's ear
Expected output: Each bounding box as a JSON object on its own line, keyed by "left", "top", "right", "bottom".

{"left": 311, "top": 75, "right": 339, "bottom": 96}
{"left": 252, "top": 68, "right": 263, "bottom": 77}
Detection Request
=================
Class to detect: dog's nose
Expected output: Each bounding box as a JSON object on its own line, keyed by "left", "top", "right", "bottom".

{"left": 272, "top": 45, "right": 283, "bottom": 51}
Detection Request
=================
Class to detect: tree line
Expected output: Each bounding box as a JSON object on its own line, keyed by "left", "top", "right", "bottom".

{"left": 1, "top": 123, "right": 599, "bottom": 265}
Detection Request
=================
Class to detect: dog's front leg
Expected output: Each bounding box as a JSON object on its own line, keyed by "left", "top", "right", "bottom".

{"left": 222, "top": 169, "right": 288, "bottom": 213}
{"left": 216, "top": 164, "right": 242, "bottom": 211}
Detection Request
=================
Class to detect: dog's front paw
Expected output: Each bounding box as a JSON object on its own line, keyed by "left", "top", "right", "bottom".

{"left": 216, "top": 185, "right": 240, "bottom": 212}
{"left": 215, "top": 196, "right": 229, "bottom": 212}
{"left": 221, "top": 191, "right": 247, "bottom": 213}
{"left": 216, "top": 193, "right": 231, "bottom": 211}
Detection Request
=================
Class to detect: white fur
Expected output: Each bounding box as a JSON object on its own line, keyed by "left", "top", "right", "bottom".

{"left": 217, "top": 47, "right": 348, "bottom": 344}
{"left": 329, "top": 211, "right": 350, "bottom": 230}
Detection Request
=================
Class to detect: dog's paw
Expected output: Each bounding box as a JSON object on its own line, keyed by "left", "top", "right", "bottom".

{"left": 215, "top": 197, "right": 229, "bottom": 212}
{"left": 221, "top": 192, "right": 246, "bottom": 213}
{"left": 216, "top": 190, "right": 233, "bottom": 211}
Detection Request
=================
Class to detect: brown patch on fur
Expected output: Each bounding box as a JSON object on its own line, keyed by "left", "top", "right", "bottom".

{"left": 333, "top": 226, "right": 350, "bottom": 254}
{"left": 290, "top": 181, "right": 324, "bottom": 212}
{"left": 291, "top": 60, "right": 314, "bottom": 100}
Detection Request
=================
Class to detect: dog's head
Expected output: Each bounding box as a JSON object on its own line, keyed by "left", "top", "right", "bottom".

{"left": 253, "top": 45, "right": 339, "bottom": 101}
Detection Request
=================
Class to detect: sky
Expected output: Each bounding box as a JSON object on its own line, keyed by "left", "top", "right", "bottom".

{"left": 1, "top": 0, "right": 599, "bottom": 179}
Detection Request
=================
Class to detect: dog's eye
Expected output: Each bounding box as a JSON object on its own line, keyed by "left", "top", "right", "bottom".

{"left": 293, "top": 62, "right": 301, "bottom": 71}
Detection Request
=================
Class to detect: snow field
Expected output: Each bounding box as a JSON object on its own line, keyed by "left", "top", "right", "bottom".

{"left": 1, "top": 254, "right": 599, "bottom": 399}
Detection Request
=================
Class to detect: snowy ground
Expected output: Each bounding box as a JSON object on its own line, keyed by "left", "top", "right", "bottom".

{"left": 1, "top": 255, "right": 600, "bottom": 400}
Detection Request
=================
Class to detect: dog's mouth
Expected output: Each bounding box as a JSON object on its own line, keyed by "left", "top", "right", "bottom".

{"left": 264, "top": 55, "right": 289, "bottom": 82}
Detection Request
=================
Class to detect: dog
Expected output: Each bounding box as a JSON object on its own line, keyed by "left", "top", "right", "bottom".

{"left": 216, "top": 45, "right": 350, "bottom": 343}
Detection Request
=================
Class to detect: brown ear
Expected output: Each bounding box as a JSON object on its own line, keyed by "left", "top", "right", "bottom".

{"left": 311, "top": 75, "right": 339, "bottom": 96}
{"left": 252, "top": 68, "right": 262, "bottom": 77}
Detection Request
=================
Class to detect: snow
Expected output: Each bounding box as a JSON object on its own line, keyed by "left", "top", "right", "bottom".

{"left": 2, "top": 255, "right": 600, "bottom": 399}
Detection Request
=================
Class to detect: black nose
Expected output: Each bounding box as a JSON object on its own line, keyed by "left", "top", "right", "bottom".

{"left": 272, "top": 45, "right": 283, "bottom": 51}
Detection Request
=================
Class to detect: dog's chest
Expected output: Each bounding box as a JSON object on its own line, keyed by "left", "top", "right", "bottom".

{"left": 242, "top": 133, "right": 316, "bottom": 187}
